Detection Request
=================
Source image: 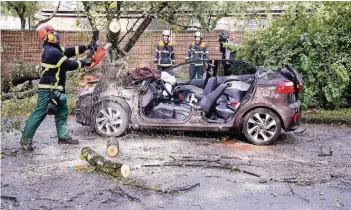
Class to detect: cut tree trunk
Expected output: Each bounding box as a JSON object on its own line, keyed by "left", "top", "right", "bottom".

{"left": 1, "top": 63, "right": 41, "bottom": 93}
{"left": 1, "top": 85, "right": 37, "bottom": 101}
{"left": 81, "top": 147, "right": 130, "bottom": 178}
{"left": 106, "top": 138, "right": 119, "bottom": 157}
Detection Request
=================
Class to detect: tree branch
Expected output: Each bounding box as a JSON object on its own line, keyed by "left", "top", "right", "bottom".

{"left": 34, "top": 1, "right": 61, "bottom": 28}
{"left": 83, "top": 1, "right": 99, "bottom": 42}
{"left": 118, "top": 15, "right": 144, "bottom": 44}
{"left": 122, "top": 2, "right": 169, "bottom": 53}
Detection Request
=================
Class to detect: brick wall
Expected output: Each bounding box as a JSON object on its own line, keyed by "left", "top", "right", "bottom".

{"left": 1, "top": 30, "right": 253, "bottom": 70}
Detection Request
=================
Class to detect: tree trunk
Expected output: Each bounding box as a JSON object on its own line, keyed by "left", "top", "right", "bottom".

{"left": 1, "top": 86, "right": 37, "bottom": 101}
{"left": 20, "top": 15, "right": 26, "bottom": 29}
{"left": 122, "top": 15, "right": 152, "bottom": 53}
{"left": 1, "top": 63, "right": 41, "bottom": 93}
{"left": 81, "top": 147, "right": 130, "bottom": 178}
{"left": 106, "top": 138, "right": 119, "bottom": 157}
{"left": 121, "top": 2, "right": 169, "bottom": 54}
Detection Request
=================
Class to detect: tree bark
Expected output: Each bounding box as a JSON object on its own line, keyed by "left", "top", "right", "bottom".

{"left": 81, "top": 147, "right": 130, "bottom": 178}
{"left": 1, "top": 86, "right": 37, "bottom": 101}
{"left": 20, "top": 15, "right": 26, "bottom": 29}
{"left": 121, "top": 2, "right": 169, "bottom": 54}
{"left": 1, "top": 63, "right": 41, "bottom": 93}
{"left": 82, "top": 2, "right": 99, "bottom": 42}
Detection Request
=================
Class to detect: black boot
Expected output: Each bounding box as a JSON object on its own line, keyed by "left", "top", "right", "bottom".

{"left": 20, "top": 137, "right": 34, "bottom": 151}
{"left": 58, "top": 135, "right": 79, "bottom": 145}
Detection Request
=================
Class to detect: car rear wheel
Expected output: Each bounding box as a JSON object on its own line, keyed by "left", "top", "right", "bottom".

{"left": 242, "top": 108, "right": 281, "bottom": 145}
{"left": 94, "top": 100, "right": 130, "bottom": 137}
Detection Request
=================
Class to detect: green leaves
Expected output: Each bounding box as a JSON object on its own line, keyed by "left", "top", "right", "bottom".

{"left": 237, "top": 2, "right": 351, "bottom": 108}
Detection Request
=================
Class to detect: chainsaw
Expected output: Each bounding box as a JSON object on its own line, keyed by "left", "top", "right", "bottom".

{"left": 87, "top": 41, "right": 112, "bottom": 70}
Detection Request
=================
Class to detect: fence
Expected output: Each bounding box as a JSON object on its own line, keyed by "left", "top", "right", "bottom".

{"left": 1, "top": 30, "right": 254, "bottom": 71}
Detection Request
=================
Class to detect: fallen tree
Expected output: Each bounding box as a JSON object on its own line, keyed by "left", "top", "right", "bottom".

{"left": 1, "top": 62, "right": 41, "bottom": 93}
{"left": 81, "top": 147, "right": 130, "bottom": 178}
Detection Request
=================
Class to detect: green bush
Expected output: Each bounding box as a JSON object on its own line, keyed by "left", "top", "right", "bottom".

{"left": 237, "top": 2, "right": 351, "bottom": 109}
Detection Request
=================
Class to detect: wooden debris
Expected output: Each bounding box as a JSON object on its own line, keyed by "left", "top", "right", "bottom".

{"left": 106, "top": 138, "right": 119, "bottom": 157}
{"left": 81, "top": 147, "right": 130, "bottom": 178}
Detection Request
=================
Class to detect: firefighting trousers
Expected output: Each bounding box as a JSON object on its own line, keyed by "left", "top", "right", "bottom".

{"left": 189, "top": 65, "right": 205, "bottom": 80}
{"left": 22, "top": 89, "right": 68, "bottom": 139}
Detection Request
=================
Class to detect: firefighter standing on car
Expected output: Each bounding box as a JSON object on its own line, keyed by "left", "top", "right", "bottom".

{"left": 153, "top": 30, "right": 176, "bottom": 75}
{"left": 185, "top": 31, "right": 209, "bottom": 80}
{"left": 20, "top": 25, "right": 94, "bottom": 151}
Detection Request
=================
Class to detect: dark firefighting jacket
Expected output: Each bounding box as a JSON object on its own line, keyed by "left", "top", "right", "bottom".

{"left": 153, "top": 41, "right": 175, "bottom": 67}
{"left": 39, "top": 43, "right": 88, "bottom": 91}
{"left": 185, "top": 41, "right": 209, "bottom": 66}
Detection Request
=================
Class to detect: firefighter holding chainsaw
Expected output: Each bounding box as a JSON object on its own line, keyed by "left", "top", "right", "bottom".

{"left": 153, "top": 30, "right": 176, "bottom": 75}
{"left": 20, "top": 25, "right": 94, "bottom": 151}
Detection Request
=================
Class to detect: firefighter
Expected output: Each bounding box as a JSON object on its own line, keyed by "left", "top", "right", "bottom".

{"left": 185, "top": 31, "right": 209, "bottom": 80}
{"left": 20, "top": 25, "right": 93, "bottom": 151}
{"left": 153, "top": 30, "right": 176, "bottom": 75}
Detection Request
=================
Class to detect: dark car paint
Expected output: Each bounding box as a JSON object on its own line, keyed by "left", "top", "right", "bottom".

{"left": 76, "top": 59, "right": 301, "bottom": 135}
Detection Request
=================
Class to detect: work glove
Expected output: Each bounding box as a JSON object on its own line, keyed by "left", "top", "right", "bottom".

{"left": 86, "top": 41, "right": 97, "bottom": 51}
{"left": 47, "top": 91, "right": 60, "bottom": 115}
{"left": 85, "top": 59, "right": 93, "bottom": 67}
{"left": 80, "top": 59, "right": 93, "bottom": 69}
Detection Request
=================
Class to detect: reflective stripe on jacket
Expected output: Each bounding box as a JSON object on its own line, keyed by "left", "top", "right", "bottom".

{"left": 153, "top": 41, "right": 175, "bottom": 67}
{"left": 39, "top": 43, "right": 88, "bottom": 90}
{"left": 185, "top": 41, "right": 209, "bottom": 66}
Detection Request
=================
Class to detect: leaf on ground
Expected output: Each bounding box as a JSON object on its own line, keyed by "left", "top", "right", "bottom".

{"left": 231, "top": 165, "right": 238, "bottom": 172}
{"left": 74, "top": 165, "right": 88, "bottom": 172}
{"left": 335, "top": 198, "right": 345, "bottom": 207}
{"left": 151, "top": 183, "right": 159, "bottom": 189}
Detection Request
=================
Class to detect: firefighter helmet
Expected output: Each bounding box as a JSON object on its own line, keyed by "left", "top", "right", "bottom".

{"left": 162, "top": 30, "right": 171, "bottom": 36}
{"left": 38, "top": 25, "right": 60, "bottom": 44}
{"left": 194, "top": 31, "right": 203, "bottom": 38}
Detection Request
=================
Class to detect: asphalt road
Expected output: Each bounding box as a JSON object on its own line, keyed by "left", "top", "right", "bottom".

{"left": 1, "top": 117, "right": 351, "bottom": 210}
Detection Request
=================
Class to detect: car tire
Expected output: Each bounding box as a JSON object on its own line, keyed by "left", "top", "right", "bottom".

{"left": 242, "top": 108, "right": 281, "bottom": 145}
{"left": 93, "top": 100, "right": 130, "bottom": 137}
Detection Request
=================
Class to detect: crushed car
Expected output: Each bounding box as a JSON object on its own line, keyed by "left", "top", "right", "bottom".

{"left": 76, "top": 60, "right": 303, "bottom": 145}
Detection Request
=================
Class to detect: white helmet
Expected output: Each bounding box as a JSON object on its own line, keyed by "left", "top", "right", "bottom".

{"left": 194, "top": 31, "right": 203, "bottom": 38}
{"left": 162, "top": 30, "right": 171, "bottom": 36}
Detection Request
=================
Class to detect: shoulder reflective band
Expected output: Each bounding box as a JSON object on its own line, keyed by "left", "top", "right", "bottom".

{"left": 75, "top": 46, "right": 79, "bottom": 56}
{"left": 41, "top": 67, "right": 50, "bottom": 76}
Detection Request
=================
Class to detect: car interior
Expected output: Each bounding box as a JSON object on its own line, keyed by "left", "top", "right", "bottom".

{"left": 140, "top": 60, "right": 257, "bottom": 122}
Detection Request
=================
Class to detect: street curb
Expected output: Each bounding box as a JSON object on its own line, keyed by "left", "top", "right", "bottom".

{"left": 302, "top": 117, "right": 351, "bottom": 126}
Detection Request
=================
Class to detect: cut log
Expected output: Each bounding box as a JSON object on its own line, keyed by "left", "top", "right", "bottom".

{"left": 107, "top": 138, "right": 120, "bottom": 157}
{"left": 81, "top": 147, "right": 130, "bottom": 178}
{"left": 1, "top": 86, "right": 37, "bottom": 101}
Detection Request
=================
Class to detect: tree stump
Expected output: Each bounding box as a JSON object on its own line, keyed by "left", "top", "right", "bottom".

{"left": 106, "top": 138, "right": 119, "bottom": 157}
{"left": 81, "top": 147, "right": 130, "bottom": 178}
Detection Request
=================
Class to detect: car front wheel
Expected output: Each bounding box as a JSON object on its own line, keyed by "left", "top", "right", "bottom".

{"left": 242, "top": 108, "right": 281, "bottom": 145}
{"left": 94, "top": 101, "right": 130, "bottom": 137}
